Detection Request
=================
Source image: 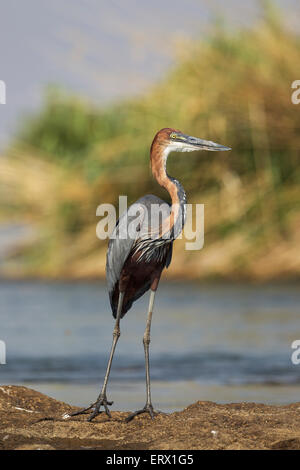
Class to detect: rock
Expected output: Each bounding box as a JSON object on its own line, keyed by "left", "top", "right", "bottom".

{"left": 0, "top": 385, "right": 300, "bottom": 450}
{"left": 14, "top": 444, "right": 55, "bottom": 450}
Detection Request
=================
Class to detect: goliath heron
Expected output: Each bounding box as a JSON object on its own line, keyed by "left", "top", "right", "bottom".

{"left": 71, "top": 128, "right": 230, "bottom": 422}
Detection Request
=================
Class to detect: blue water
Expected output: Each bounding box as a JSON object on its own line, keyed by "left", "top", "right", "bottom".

{"left": 0, "top": 281, "right": 299, "bottom": 411}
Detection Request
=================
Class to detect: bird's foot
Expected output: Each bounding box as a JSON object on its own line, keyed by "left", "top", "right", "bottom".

{"left": 125, "top": 403, "right": 165, "bottom": 423}
{"left": 67, "top": 395, "right": 113, "bottom": 422}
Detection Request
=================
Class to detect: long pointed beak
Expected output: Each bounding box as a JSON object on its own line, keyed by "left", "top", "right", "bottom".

{"left": 187, "top": 135, "right": 231, "bottom": 151}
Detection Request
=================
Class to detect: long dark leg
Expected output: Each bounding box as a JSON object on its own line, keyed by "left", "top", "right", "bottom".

{"left": 70, "top": 291, "right": 124, "bottom": 421}
{"left": 144, "top": 289, "right": 155, "bottom": 409}
{"left": 126, "top": 289, "right": 163, "bottom": 422}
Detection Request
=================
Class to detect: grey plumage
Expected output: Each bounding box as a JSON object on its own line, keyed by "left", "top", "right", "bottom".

{"left": 106, "top": 193, "right": 181, "bottom": 317}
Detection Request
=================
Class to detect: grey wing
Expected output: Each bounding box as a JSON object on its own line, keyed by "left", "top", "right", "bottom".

{"left": 106, "top": 194, "right": 172, "bottom": 313}
{"left": 105, "top": 200, "right": 146, "bottom": 301}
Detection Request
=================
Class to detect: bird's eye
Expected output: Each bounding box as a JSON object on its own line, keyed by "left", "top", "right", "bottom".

{"left": 170, "top": 132, "right": 177, "bottom": 139}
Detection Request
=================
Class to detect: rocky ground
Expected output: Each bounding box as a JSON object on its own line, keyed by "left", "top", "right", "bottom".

{"left": 1, "top": 385, "right": 300, "bottom": 450}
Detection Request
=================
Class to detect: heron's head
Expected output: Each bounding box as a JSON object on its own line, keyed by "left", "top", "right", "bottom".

{"left": 152, "top": 128, "right": 231, "bottom": 154}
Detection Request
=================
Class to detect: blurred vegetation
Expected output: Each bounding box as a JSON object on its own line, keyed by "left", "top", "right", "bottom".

{"left": 1, "top": 4, "right": 300, "bottom": 280}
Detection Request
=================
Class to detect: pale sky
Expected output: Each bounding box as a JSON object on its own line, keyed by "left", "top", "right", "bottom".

{"left": 0, "top": 0, "right": 299, "bottom": 148}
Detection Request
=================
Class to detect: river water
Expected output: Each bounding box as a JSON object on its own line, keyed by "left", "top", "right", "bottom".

{"left": 0, "top": 281, "right": 299, "bottom": 412}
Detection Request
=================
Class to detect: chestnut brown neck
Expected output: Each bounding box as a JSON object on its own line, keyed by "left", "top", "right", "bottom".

{"left": 150, "top": 141, "right": 186, "bottom": 240}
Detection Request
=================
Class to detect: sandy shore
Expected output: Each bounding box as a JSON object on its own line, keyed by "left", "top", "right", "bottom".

{"left": 1, "top": 385, "right": 300, "bottom": 450}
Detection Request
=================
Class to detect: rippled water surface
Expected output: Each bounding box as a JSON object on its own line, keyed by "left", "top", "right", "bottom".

{"left": 0, "top": 281, "right": 299, "bottom": 411}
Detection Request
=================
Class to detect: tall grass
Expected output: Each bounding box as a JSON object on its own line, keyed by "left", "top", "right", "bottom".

{"left": 1, "top": 6, "right": 300, "bottom": 280}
